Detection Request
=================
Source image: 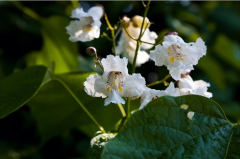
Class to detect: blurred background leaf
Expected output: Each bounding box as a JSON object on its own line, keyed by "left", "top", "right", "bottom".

{"left": 0, "top": 64, "right": 53, "bottom": 119}
{"left": 25, "top": 16, "right": 79, "bottom": 74}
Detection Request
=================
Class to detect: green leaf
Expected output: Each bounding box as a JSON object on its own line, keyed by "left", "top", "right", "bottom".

{"left": 102, "top": 95, "right": 239, "bottom": 159}
{"left": 25, "top": 16, "right": 79, "bottom": 74}
{"left": 197, "top": 55, "right": 226, "bottom": 90}
{"left": 225, "top": 124, "right": 240, "bottom": 158}
{"left": 28, "top": 72, "right": 123, "bottom": 143}
{"left": 213, "top": 34, "right": 240, "bottom": 70}
{"left": 0, "top": 63, "right": 54, "bottom": 118}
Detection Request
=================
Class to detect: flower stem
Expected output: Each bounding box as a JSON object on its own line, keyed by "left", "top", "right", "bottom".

{"left": 117, "top": 103, "right": 126, "bottom": 117}
{"left": 126, "top": 98, "right": 131, "bottom": 118}
{"left": 117, "top": 98, "right": 131, "bottom": 132}
{"left": 55, "top": 78, "right": 106, "bottom": 133}
{"left": 111, "top": 30, "right": 117, "bottom": 56}
{"left": 131, "top": 0, "right": 151, "bottom": 74}
{"left": 146, "top": 74, "right": 171, "bottom": 87}
{"left": 104, "top": 13, "right": 117, "bottom": 56}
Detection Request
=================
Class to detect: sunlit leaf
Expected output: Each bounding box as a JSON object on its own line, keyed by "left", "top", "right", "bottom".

{"left": 102, "top": 95, "right": 239, "bottom": 159}
{"left": 0, "top": 63, "right": 54, "bottom": 118}
{"left": 25, "top": 16, "right": 79, "bottom": 74}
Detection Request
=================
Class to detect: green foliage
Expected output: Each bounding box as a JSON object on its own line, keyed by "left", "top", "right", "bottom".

{"left": 102, "top": 95, "right": 239, "bottom": 158}
{"left": 0, "top": 64, "right": 53, "bottom": 118}
{"left": 213, "top": 34, "right": 240, "bottom": 71}
{"left": 28, "top": 71, "right": 123, "bottom": 143}
{"left": 25, "top": 16, "right": 79, "bottom": 74}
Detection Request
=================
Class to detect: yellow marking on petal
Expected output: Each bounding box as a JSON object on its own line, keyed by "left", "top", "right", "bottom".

{"left": 118, "top": 86, "right": 123, "bottom": 92}
{"left": 170, "top": 57, "right": 175, "bottom": 62}
{"left": 106, "top": 87, "right": 112, "bottom": 92}
{"left": 180, "top": 58, "right": 184, "bottom": 61}
{"left": 88, "top": 28, "right": 92, "bottom": 31}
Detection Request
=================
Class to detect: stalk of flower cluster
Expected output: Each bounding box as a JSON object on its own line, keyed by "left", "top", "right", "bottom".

{"left": 131, "top": 0, "right": 151, "bottom": 74}
{"left": 104, "top": 13, "right": 117, "bottom": 56}
{"left": 119, "top": 0, "right": 152, "bottom": 130}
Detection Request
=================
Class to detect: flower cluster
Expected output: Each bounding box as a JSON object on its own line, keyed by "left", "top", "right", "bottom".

{"left": 66, "top": 5, "right": 212, "bottom": 109}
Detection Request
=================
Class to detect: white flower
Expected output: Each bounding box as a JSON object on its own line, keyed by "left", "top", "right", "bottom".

{"left": 150, "top": 33, "right": 206, "bottom": 80}
{"left": 178, "top": 75, "right": 212, "bottom": 98}
{"left": 66, "top": 6, "right": 103, "bottom": 42}
{"left": 169, "top": 69, "right": 192, "bottom": 81}
{"left": 84, "top": 55, "right": 146, "bottom": 106}
{"left": 116, "top": 16, "right": 158, "bottom": 66}
{"left": 139, "top": 82, "right": 180, "bottom": 110}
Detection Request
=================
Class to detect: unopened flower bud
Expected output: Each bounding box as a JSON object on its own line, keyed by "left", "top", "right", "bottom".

{"left": 131, "top": 15, "right": 149, "bottom": 29}
{"left": 164, "top": 32, "right": 178, "bottom": 36}
{"left": 86, "top": 47, "right": 97, "bottom": 56}
{"left": 122, "top": 16, "right": 130, "bottom": 28}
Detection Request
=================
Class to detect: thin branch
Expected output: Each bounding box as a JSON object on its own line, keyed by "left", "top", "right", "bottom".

{"left": 117, "top": 103, "right": 126, "bottom": 117}
{"left": 119, "top": 18, "right": 137, "bottom": 41}
{"left": 105, "top": 13, "right": 117, "bottom": 56}
{"left": 146, "top": 74, "right": 171, "bottom": 87}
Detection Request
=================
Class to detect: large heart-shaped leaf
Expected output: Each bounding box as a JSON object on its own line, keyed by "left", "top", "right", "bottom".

{"left": 0, "top": 64, "right": 54, "bottom": 118}
{"left": 102, "top": 95, "right": 239, "bottom": 158}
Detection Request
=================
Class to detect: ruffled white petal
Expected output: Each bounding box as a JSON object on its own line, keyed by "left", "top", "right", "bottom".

{"left": 163, "top": 35, "right": 185, "bottom": 44}
{"left": 164, "top": 82, "right": 181, "bottom": 96}
{"left": 141, "top": 28, "right": 158, "bottom": 50}
{"left": 150, "top": 44, "right": 169, "bottom": 67}
{"left": 87, "top": 6, "right": 103, "bottom": 20}
{"left": 84, "top": 74, "right": 107, "bottom": 98}
{"left": 169, "top": 66, "right": 194, "bottom": 81}
{"left": 139, "top": 82, "right": 180, "bottom": 110}
{"left": 122, "top": 73, "right": 146, "bottom": 98}
{"left": 139, "top": 87, "right": 165, "bottom": 110}
{"left": 101, "top": 55, "right": 128, "bottom": 77}
{"left": 71, "top": 7, "right": 88, "bottom": 18}
{"left": 178, "top": 75, "right": 212, "bottom": 98}
{"left": 104, "top": 90, "right": 125, "bottom": 106}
